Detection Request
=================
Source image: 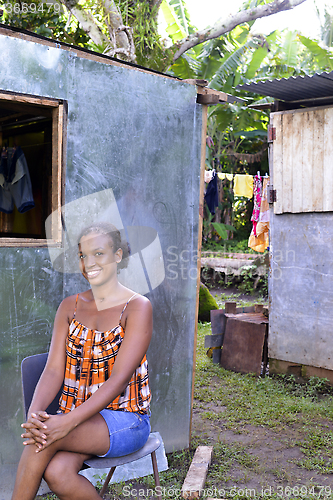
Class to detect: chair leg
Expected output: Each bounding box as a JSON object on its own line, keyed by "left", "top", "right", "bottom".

{"left": 151, "top": 451, "right": 162, "bottom": 500}
{"left": 99, "top": 466, "right": 116, "bottom": 498}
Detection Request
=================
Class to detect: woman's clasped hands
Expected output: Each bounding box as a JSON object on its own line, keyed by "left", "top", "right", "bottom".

{"left": 21, "top": 412, "right": 72, "bottom": 452}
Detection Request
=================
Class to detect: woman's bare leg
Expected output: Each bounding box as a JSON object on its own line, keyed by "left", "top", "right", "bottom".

{"left": 11, "top": 414, "right": 109, "bottom": 500}
{"left": 44, "top": 451, "right": 101, "bottom": 500}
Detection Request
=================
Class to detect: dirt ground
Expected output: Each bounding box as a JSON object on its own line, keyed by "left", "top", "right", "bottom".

{"left": 191, "top": 407, "right": 333, "bottom": 494}
{"left": 190, "top": 288, "right": 333, "bottom": 498}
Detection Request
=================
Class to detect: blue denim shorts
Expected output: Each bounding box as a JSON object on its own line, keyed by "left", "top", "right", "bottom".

{"left": 98, "top": 409, "right": 151, "bottom": 458}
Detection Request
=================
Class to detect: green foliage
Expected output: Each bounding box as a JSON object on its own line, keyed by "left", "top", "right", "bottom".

{"left": 211, "top": 222, "right": 235, "bottom": 240}
{"left": 93, "top": 472, "right": 107, "bottom": 490}
{"left": 318, "top": 4, "right": 333, "bottom": 48}
{"left": 0, "top": 0, "right": 90, "bottom": 46}
{"left": 298, "top": 34, "right": 333, "bottom": 70}
{"left": 123, "top": 0, "right": 173, "bottom": 70}
{"left": 168, "top": 13, "right": 333, "bottom": 246}
{"left": 198, "top": 282, "right": 219, "bottom": 322}
{"left": 160, "top": 0, "right": 187, "bottom": 42}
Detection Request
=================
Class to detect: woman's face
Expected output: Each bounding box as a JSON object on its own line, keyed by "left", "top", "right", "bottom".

{"left": 78, "top": 232, "right": 122, "bottom": 285}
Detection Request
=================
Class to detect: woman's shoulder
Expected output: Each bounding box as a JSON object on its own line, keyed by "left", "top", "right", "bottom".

{"left": 61, "top": 290, "right": 92, "bottom": 306}
{"left": 120, "top": 293, "right": 152, "bottom": 330}
{"left": 57, "top": 291, "right": 90, "bottom": 318}
{"left": 55, "top": 294, "right": 76, "bottom": 319}
{"left": 127, "top": 292, "right": 151, "bottom": 307}
{"left": 123, "top": 293, "right": 152, "bottom": 318}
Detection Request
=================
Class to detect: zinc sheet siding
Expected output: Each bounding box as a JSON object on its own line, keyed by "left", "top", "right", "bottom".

{"left": 272, "top": 105, "right": 333, "bottom": 214}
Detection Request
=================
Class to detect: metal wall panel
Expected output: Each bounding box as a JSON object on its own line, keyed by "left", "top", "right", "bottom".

{"left": 0, "top": 33, "right": 202, "bottom": 498}
{"left": 269, "top": 210, "right": 333, "bottom": 370}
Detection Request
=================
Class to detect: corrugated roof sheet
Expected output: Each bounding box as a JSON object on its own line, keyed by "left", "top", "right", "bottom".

{"left": 237, "top": 71, "right": 333, "bottom": 101}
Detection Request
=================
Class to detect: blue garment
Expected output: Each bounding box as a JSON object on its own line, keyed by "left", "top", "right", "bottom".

{"left": 98, "top": 409, "right": 151, "bottom": 458}
{"left": 204, "top": 171, "right": 218, "bottom": 215}
{"left": 0, "top": 147, "right": 35, "bottom": 213}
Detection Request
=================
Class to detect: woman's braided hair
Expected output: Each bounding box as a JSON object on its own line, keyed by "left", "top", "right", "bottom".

{"left": 77, "top": 222, "right": 130, "bottom": 270}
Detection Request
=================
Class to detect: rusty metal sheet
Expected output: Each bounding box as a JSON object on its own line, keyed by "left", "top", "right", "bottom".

{"left": 210, "top": 309, "right": 227, "bottom": 335}
{"left": 204, "top": 334, "right": 223, "bottom": 348}
{"left": 220, "top": 318, "right": 267, "bottom": 376}
{"left": 225, "top": 312, "right": 269, "bottom": 324}
{"left": 212, "top": 348, "right": 222, "bottom": 364}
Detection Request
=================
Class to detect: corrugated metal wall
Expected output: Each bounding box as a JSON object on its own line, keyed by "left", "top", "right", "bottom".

{"left": 0, "top": 33, "right": 203, "bottom": 499}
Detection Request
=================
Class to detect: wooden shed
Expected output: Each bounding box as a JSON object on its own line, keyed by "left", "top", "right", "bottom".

{"left": 239, "top": 71, "right": 333, "bottom": 381}
{"left": 0, "top": 24, "right": 235, "bottom": 498}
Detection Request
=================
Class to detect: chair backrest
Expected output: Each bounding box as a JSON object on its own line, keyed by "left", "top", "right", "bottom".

{"left": 21, "top": 353, "right": 63, "bottom": 418}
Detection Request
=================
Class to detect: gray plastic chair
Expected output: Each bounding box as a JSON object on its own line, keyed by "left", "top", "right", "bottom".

{"left": 21, "top": 353, "right": 162, "bottom": 499}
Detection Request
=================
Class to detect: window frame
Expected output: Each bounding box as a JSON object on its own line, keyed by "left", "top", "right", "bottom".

{"left": 0, "top": 90, "right": 66, "bottom": 247}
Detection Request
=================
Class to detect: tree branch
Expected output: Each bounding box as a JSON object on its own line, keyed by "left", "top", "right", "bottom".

{"left": 171, "top": 0, "right": 308, "bottom": 62}
{"left": 101, "top": 0, "right": 136, "bottom": 62}
{"left": 59, "top": 0, "right": 109, "bottom": 46}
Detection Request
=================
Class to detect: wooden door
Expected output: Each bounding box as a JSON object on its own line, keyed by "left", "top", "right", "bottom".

{"left": 271, "top": 105, "right": 333, "bottom": 214}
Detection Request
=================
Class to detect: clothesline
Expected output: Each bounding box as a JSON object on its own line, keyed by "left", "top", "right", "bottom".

{"left": 222, "top": 145, "right": 268, "bottom": 163}
{"left": 204, "top": 170, "right": 270, "bottom": 253}
{"left": 204, "top": 171, "right": 269, "bottom": 199}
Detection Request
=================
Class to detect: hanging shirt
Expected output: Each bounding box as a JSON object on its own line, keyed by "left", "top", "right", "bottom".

{"left": 250, "top": 174, "right": 262, "bottom": 236}
{"left": 204, "top": 170, "right": 213, "bottom": 183}
{"left": 0, "top": 147, "right": 35, "bottom": 214}
{"left": 248, "top": 177, "right": 270, "bottom": 253}
{"left": 217, "top": 172, "right": 233, "bottom": 181}
{"left": 233, "top": 174, "right": 254, "bottom": 199}
{"left": 204, "top": 171, "right": 218, "bottom": 215}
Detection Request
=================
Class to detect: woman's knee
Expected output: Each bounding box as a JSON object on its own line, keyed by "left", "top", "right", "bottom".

{"left": 44, "top": 452, "right": 81, "bottom": 493}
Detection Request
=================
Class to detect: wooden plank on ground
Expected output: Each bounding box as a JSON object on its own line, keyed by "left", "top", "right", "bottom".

{"left": 181, "top": 446, "right": 213, "bottom": 499}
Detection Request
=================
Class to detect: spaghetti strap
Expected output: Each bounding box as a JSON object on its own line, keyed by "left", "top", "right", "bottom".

{"left": 73, "top": 294, "right": 79, "bottom": 318}
{"left": 119, "top": 293, "right": 138, "bottom": 323}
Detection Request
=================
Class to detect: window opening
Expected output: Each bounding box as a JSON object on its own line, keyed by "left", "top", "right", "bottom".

{"left": 0, "top": 92, "right": 66, "bottom": 245}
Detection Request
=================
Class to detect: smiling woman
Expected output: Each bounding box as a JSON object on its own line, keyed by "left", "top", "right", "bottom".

{"left": 11, "top": 222, "right": 153, "bottom": 500}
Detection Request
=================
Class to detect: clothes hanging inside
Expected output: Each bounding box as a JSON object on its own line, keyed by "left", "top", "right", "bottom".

{"left": 204, "top": 170, "right": 219, "bottom": 215}
{"left": 0, "top": 146, "right": 35, "bottom": 214}
{"left": 217, "top": 172, "right": 233, "bottom": 181}
{"left": 233, "top": 174, "right": 254, "bottom": 199}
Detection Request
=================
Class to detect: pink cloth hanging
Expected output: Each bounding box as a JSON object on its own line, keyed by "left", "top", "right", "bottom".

{"left": 251, "top": 174, "right": 262, "bottom": 237}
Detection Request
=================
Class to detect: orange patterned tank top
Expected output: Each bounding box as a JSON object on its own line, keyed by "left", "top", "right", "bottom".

{"left": 58, "top": 294, "right": 151, "bottom": 414}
